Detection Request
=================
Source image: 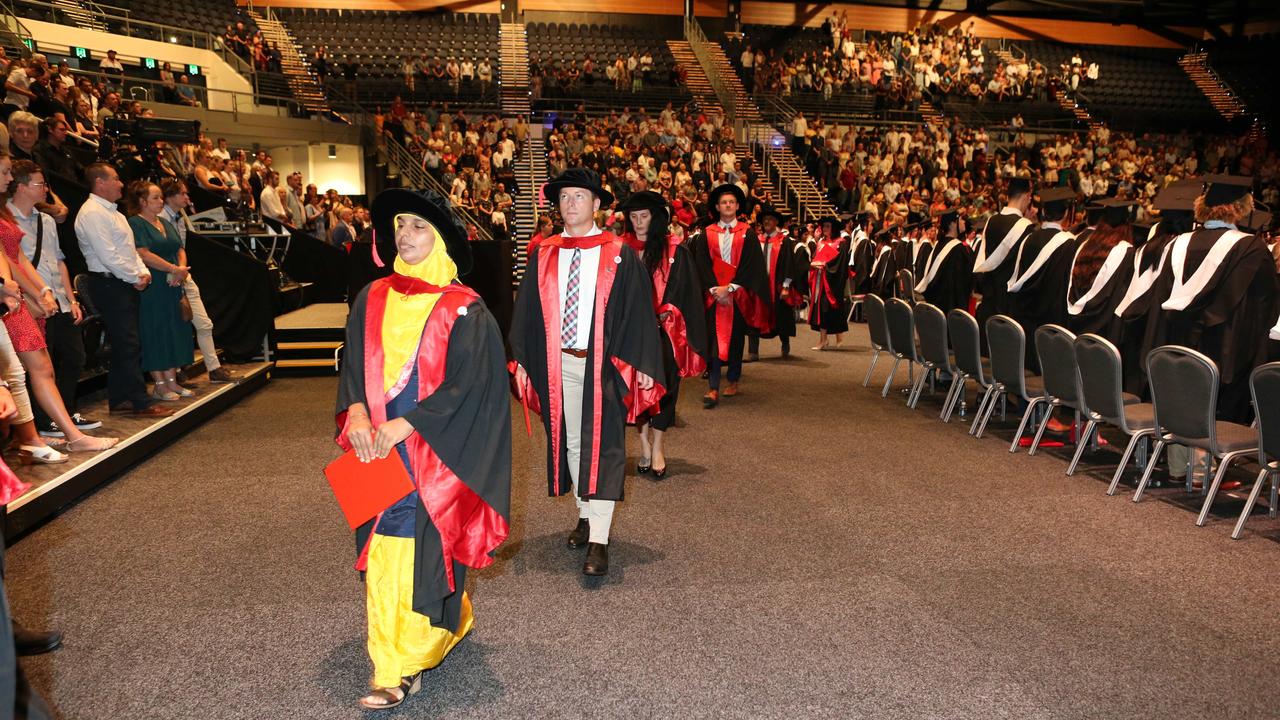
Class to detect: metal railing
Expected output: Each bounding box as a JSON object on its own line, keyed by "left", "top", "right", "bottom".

{"left": 71, "top": 67, "right": 308, "bottom": 118}
{"left": 10, "top": 0, "right": 256, "bottom": 84}
{"left": 684, "top": 15, "right": 735, "bottom": 122}
{"left": 383, "top": 134, "right": 493, "bottom": 242}
{"left": 0, "top": 0, "right": 32, "bottom": 57}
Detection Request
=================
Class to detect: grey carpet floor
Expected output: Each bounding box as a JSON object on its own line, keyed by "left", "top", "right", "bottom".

{"left": 8, "top": 323, "right": 1280, "bottom": 720}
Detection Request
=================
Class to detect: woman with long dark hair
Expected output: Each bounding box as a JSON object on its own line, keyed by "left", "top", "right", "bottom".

{"left": 618, "top": 191, "right": 707, "bottom": 479}
{"left": 1064, "top": 198, "right": 1135, "bottom": 343}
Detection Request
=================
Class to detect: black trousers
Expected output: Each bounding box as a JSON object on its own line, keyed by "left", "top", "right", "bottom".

{"left": 85, "top": 275, "right": 150, "bottom": 410}
{"left": 747, "top": 329, "right": 790, "bottom": 355}
{"left": 31, "top": 311, "right": 86, "bottom": 428}
{"left": 708, "top": 314, "right": 746, "bottom": 390}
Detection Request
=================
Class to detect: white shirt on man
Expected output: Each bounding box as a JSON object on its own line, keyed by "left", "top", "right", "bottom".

{"left": 75, "top": 193, "right": 150, "bottom": 284}
{"left": 556, "top": 224, "right": 601, "bottom": 350}
{"left": 11, "top": 201, "right": 70, "bottom": 311}
{"left": 259, "top": 185, "right": 287, "bottom": 223}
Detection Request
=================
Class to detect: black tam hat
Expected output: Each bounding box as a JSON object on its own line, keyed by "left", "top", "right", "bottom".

{"left": 371, "top": 187, "right": 473, "bottom": 274}
{"left": 1007, "top": 177, "right": 1033, "bottom": 197}
{"left": 1095, "top": 198, "right": 1136, "bottom": 227}
{"left": 708, "top": 183, "right": 749, "bottom": 216}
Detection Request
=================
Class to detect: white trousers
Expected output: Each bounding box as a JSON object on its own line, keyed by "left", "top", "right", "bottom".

{"left": 0, "top": 322, "right": 33, "bottom": 424}
{"left": 183, "top": 276, "right": 220, "bottom": 372}
{"left": 561, "top": 353, "right": 615, "bottom": 545}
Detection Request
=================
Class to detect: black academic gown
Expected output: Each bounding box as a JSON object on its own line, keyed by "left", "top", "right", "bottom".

{"left": 917, "top": 237, "right": 974, "bottom": 313}
{"left": 1117, "top": 225, "right": 1180, "bottom": 393}
{"left": 760, "top": 231, "right": 807, "bottom": 339}
{"left": 974, "top": 209, "right": 1035, "bottom": 338}
{"left": 1006, "top": 227, "right": 1077, "bottom": 369}
{"left": 648, "top": 241, "right": 709, "bottom": 430}
{"left": 338, "top": 285, "right": 512, "bottom": 632}
{"left": 691, "top": 224, "right": 773, "bottom": 351}
{"left": 808, "top": 237, "right": 851, "bottom": 333}
{"left": 1141, "top": 226, "right": 1279, "bottom": 421}
{"left": 850, "top": 234, "right": 876, "bottom": 296}
{"left": 1065, "top": 243, "right": 1134, "bottom": 343}
{"left": 510, "top": 239, "right": 666, "bottom": 501}
{"left": 912, "top": 240, "right": 935, "bottom": 282}
{"left": 868, "top": 245, "right": 898, "bottom": 299}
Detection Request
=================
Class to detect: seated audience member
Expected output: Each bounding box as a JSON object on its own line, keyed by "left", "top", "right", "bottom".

{"left": 125, "top": 181, "right": 194, "bottom": 401}
{"left": 10, "top": 161, "right": 100, "bottom": 437}
{"left": 159, "top": 179, "right": 238, "bottom": 384}
{"left": 75, "top": 163, "right": 173, "bottom": 417}
{"left": 98, "top": 50, "right": 124, "bottom": 83}
{"left": 0, "top": 156, "right": 117, "bottom": 453}
{"left": 176, "top": 76, "right": 199, "bottom": 107}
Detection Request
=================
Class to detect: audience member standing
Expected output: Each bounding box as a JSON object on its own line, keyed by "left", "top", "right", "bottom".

{"left": 126, "top": 182, "right": 194, "bottom": 402}
{"left": 75, "top": 163, "right": 173, "bottom": 417}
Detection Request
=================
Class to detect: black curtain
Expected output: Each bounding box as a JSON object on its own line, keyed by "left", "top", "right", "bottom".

{"left": 185, "top": 231, "right": 274, "bottom": 361}
{"left": 281, "top": 230, "right": 347, "bottom": 302}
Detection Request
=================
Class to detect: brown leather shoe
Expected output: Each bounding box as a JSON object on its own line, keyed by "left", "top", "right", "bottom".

{"left": 722, "top": 382, "right": 739, "bottom": 397}
{"left": 111, "top": 405, "right": 175, "bottom": 418}
{"left": 209, "top": 367, "right": 240, "bottom": 384}
{"left": 583, "top": 542, "right": 609, "bottom": 576}
{"left": 702, "top": 390, "right": 719, "bottom": 408}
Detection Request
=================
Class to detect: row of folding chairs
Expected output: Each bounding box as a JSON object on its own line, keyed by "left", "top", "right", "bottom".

{"left": 860, "top": 292, "right": 1280, "bottom": 540}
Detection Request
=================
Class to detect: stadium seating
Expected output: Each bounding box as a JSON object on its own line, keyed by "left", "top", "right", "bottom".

{"left": 525, "top": 21, "right": 689, "bottom": 109}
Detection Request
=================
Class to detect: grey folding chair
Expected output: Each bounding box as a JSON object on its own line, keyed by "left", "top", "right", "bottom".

{"left": 1133, "top": 346, "right": 1258, "bottom": 527}
{"left": 942, "top": 309, "right": 989, "bottom": 424}
{"left": 974, "top": 315, "right": 1045, "bottom": 441}
{"left": 1071, "top": 334, "right": 1157, "bottom": 491}
{"left": 862, "top": 294, "right": 892, "bottom": 388}
{"left": 1024, "top": 325, "right": 1079, "bottom": 455}
{"left": 910, "top": 302, "right": 953, "bottom": 410}
{"left": 884, "top": 298, "right": 918, "bottom": 401}
{"left": 1232, "top": 362, "right": 1280, "bottom": 539}
{"left": 895, "top": 268, "right": 916, "bottom": 304}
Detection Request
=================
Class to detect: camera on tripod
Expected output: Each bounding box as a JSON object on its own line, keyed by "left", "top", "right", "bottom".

{"left": 102, "top": 117, "right": 202, "bottom": 183}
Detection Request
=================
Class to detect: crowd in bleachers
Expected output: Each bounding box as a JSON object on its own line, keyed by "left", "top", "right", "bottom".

{"left": 541, "top": 103, "right": 773, "bottom": 227}
{"left": 730, "top": 18, "right": 1055, "bottom": 112}
{"left": 387, "top": 102, "right": 527, "bottom": 240}
{"left": 784, "top": 112, "right": 1279, "bottom": 229}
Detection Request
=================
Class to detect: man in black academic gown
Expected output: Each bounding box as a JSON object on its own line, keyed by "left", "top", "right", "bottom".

{"left": 1005, "top": 186, "right": 1079, "bottom": 370}
{"left": 510, "top": 168, "right": 665, "bottom": 576}
{"left": 973, "top": 177, "right": 1036, "bottom": 344}
{"left": 848, "top": 212, "right": 876, "bottom": 302}
{"left": 915, "top": 208, "right": 973, "bottom": 313}
{"left": 867, "top": 228, "right": 898, "bottom": 298}
{"left": 1141, "top": 175, "right": 1279, "bottom": 422}
{"left": 748, "top": 206, "right": 806, "bottom": 360}
{"left": 691, "top": 184, "right": 771, "bottom": 408}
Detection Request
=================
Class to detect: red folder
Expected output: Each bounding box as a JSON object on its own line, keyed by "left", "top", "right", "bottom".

{"left": 324, "top": 449, "right": 416, "bottom": 530}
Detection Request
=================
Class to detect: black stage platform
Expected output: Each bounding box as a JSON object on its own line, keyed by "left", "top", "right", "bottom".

{"left": 2, "top": 362, "right": 271, "bottom": 542}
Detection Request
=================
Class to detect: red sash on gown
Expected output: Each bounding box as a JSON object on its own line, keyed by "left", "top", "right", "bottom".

{"left": 706, "top": 226, "right": 746, "bottom": 362}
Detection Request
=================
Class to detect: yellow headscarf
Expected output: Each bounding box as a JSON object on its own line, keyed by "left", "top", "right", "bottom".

{"left": 381, "top": 214, "right": 458, "bottom": 391}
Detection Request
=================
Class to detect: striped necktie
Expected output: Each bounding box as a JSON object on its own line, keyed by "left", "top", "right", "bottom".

{"left": 560, "top": 248, "right": 582, "bottom": 347}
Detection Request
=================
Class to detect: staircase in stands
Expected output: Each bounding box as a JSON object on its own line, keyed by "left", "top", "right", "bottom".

{"left": 676, "top": 35, "right": 837, "bottom": 222}
{"left": 247, "top": 9, "right": 331, "bottom": 115}
{"left": 50, "top": 0, "right": 106, "bottom": 32}
{"left": 500, "top": 21, "right": 543, "bottom": 285}
{"left": 1051, "top": 86, "right": 1103, "bottom": 130}
{"left": 1178, "top": 51, "right": 1247, "bottom": 121}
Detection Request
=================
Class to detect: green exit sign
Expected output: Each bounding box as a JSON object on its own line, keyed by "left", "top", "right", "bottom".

{"left": 20, "top": 38, "right": 32, "bottom": 50}
{"left": 187, "top": 64, "right": 199, "bottom": 75}
{"left": 73, "top": 46, "right": 88, "bottom": 59}
{"left": 144, "top": 57, "right": 156, "bottom": 69}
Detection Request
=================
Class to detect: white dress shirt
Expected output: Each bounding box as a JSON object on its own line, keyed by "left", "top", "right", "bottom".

{"left": 11, "top": 201, "right": 70, "bottom": 312}
{"left": 260, "top": 185, "right": 288, "bottom": 223}
{"left": 75, "top": 193, "right": 150, "bottom": 284}
{"left": 163, "top": 205, "right": 188, "bottom": 244}
{"left": 557, "top": 224, "right": 601, "bottom": 350}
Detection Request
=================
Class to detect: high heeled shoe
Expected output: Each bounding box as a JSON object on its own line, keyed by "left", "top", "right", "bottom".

{"left": 651, "top": 465, "right": 668, "bottom": 479}
{"left": 637, "top": 458, "right": 651, "bottom": 475}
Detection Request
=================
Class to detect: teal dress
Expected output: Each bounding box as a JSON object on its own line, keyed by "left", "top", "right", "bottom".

{"left": 128, "top": 215, "right": 194, "bottom": 372}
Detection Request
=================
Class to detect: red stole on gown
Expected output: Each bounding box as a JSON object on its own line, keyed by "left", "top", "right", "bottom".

{"left": 509, "top": 231, "right": 665, "bottom": 496}
{"left": 705, "top": 224, "right": 748, "bottom": 361}
{"left": 808, "top": 237, "right": 842, "bottom": 324}
{"left": 652, "top": 234, "right": 706, "bottom": 377}
{"left": 336, "top": 276, "right": 509, "bottom": 592}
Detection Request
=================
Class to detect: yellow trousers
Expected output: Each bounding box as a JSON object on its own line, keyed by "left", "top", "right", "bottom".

{"left": 366, "top": 534, "right": 473, "bottom": 688}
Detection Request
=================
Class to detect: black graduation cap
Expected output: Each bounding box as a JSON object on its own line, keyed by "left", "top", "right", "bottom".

{"left": 934, "top": 208, "right": 959, "bottom": 227}
{"left": 1095, "top": 198, "right": 1136, "bottom": 227}
{"left": 1153, "top": 180, "right": 1199, "bottom": 217}
{"left": 816, "top": 215, "right": 840, "bottom": 229}
{"left": 1007, "top": 177, "right": 1033, "bottom": 197}
{"left": 1039, "top": 186, "right": 1077, "bottom": 214}
{"left": 1201, "top": 174, "right": 1253, "bottom": 206}
{"left": 1083, "top": 202, "right": 1105, "bottom": 225}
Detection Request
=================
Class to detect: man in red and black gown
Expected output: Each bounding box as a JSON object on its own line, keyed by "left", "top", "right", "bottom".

{"left": 690, "top": 184, "right": 771, "bottom": 408}
{"left": 509, "top": 168, "right": 665, "bottom": 576}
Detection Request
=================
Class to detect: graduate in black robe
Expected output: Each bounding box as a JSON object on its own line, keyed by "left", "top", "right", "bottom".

{"left": 336, "top": 189, "right": 511, "bottom": 710}
{"left": 1140, "top": 176, "right": 1279, "bottom": 422}
{"left": 1005, "top": 187, "right": 1079, "bottom": 370}
{"left": 915, "top": 209, "right": 974, "bottom": 313}
{"left": 1115, "top": 182, "right": 1198, "bottom": 391}
{"left": 867, "top": 229, "right": 898, "bottom": 299}
{"left": 1064, "top": 198, "right": 1135, "bottom": 343}
{"left": 510, "top": 168, "right": 666, "bottom": 576}
{"left": 974, "top": 178, "right": 1036, "bottom": 345}
{"left": 749, "top": 206, "right": 807, "bottom": 359}
{"left": 617, "top": 191, "right": 708, "bottom": 480}
{"left": 848, "top": 214, "right": 877, "bottom": 297}
{"left": 691, "top": 184, "right": 772, "bottom": 407}
{"left": 807, "top": 216, "right": 851, "bottom": 346}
